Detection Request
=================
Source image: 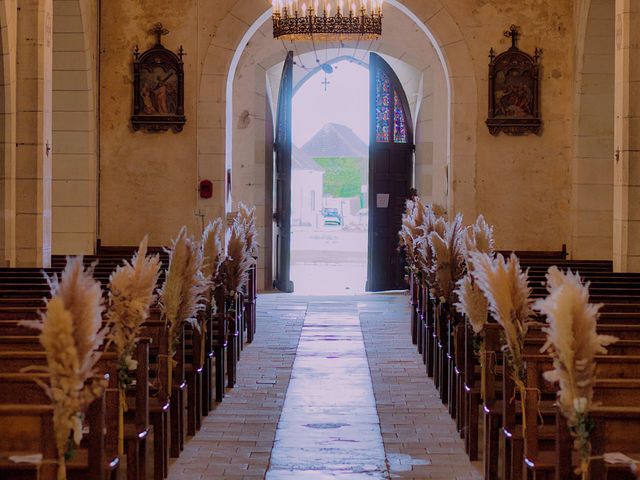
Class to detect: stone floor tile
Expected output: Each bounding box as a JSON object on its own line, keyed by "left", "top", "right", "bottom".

{"left": 167, "top": 293, "right": 482, "bottom": 480}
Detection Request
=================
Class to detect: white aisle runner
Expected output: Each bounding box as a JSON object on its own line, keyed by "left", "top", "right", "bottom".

{"left": 266, "top": 301, "right": 389, "bottom": 479}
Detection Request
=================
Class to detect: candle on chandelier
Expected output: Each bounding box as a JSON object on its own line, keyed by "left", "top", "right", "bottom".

{"left": 338, "top": 0, "right": 344, "bottom": 14}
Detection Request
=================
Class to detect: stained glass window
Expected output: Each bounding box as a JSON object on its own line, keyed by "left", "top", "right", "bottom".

{"left": 375, "top": 69, "right": 391, "bottom": 143}
{"left": 393, "top": 90, "right": 408, "bottom": 143}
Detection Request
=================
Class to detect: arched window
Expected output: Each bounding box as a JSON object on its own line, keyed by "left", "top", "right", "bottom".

{"left": 375, "top": 69, "right": 409, "bottom": 144}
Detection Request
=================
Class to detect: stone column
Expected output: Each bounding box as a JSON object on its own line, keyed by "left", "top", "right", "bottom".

{"left": 15, "top": 0, "right": 52, "bottom": 267}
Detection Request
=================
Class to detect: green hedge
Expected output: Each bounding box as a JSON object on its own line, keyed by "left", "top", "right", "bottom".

{"left": 314, "top": 157, "right": 364, "bottom": 198}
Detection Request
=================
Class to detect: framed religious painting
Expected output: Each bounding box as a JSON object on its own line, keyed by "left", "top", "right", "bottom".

{"left": 132, "top": 23, "right": 186, "bottom": 132}
{"left": 486, "top": 25, "right": 542, "bottom": 136}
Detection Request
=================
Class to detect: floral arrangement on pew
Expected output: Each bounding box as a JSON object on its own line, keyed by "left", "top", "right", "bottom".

{"left": 201, "top": 218, "right": 225, "bottom": 301}
{"left": 106, "top": 236, "right": 161, "bottom": 454}
{"left": 428, "top": 213, "right": 466, "bottom": 309}
{"left": 20, "top": 257, "right": 109, "bottom": 480}
{"left": 399, "top": 198, "right": 426, "bottom": 278}
{"left": 416, "top": 207, "right": 447, "bottom": 300}
{"left": 454, "top": 215, "right": 495, "bottom": 335}
{"left": 454, "top": 216, "right": 495, "bottom": 398}
{"left": 199, "top": 218, "right": 225, "bottom": 363}
{"left": 533, "top": 267, "right": 617, "bottom": 479}
{"left": 218, "top": 222, "right": 253, "bottom": 348}
{"left": 158, "top": 227, "right": 208, "bottom": 384}
{"left": 470, "top": 252, "right": 533, "bottom": 426}
{"left": 220, "top": 222, "right": 253, "bottom": 302}
{"left": 237, "top": 202, "right": 259, "bottom": 259}
{"left": 399, "top": 199, "right": 445, "bottom": 295}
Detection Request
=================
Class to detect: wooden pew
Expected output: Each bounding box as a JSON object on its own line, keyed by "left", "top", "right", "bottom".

{"left": 0, "top": 375, "right": 109, "bottom": 480}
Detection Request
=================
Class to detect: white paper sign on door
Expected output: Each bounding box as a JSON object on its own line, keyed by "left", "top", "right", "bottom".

{"left": 376, "top": 193, "right": 390, "bottom": 208}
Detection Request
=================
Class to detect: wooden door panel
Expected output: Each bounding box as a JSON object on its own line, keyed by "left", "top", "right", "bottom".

{"left": 273, "top": 52, "right": 294, "bottom": 293}
{"left": 367, "top": 53, "right": 415, "bottom": 292}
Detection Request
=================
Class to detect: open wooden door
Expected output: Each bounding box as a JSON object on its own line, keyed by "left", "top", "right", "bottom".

{"left": 367, "top": 53, "right": 414, "bottom": 292}
{"left": 273, "top": 51, "right": 294, "bottom": 292}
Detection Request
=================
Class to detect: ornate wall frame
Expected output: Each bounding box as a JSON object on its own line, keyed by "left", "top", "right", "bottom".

{"left": 132, "top": 23, "right": 186, "bottom": 133}
{"left": 486, "top": 26, "right": 542, "bottom": 136}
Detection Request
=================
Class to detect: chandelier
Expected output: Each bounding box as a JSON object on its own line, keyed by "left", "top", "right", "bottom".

{"left": 272, "top": 0, "right": 383, "bottom": 41}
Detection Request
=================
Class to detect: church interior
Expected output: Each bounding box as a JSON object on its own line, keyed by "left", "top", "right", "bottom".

{"left": 1, "top": 0, "right": 640, "bottom": 479}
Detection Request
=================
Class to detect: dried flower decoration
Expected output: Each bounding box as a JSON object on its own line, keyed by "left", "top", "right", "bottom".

{"left": 220, "top": 223, "right": 253, "bottom": 298}
{"left": 159, "top": 227, "right": 207, "bottom": 356}
{"left": 201, "top": 218, "right": 224, "bottom": 282}
{"left": 236, "top": 202, "right": 259, "bottom": 257}
{"left": 428, "top": 214, "right": 466, "bottom": 305}
{"left": 20, "top": 257, "right": 108, "bottom": 480}
{"left": 470, "top": 252, "right": 532, "bottom": 384}
{"left": 534, "top": 267, "right": 617, "bottom": 478}
{"left": 454, "top": 215, "right": 495, "bottom": 333}
{"left": 107, "top": 236, "right": 161, "bottom": 379}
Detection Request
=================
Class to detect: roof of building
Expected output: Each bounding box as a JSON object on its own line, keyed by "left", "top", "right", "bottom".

{"left": 301, "top": 123, "right": 368, "bottom": 158}
{"left": 292, "top": 145, "right": 324, "bottom": 171}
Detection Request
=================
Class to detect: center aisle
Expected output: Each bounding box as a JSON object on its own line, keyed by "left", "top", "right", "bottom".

{"left": 167, "top": 293, "right": 482, "bottom": 480}
{"left": 266, "top": 300, "right": 388, "bottom": 479}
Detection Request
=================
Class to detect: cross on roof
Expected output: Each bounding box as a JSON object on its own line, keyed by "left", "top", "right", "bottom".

{"left": 504, "top": 25, "right": 520, "bottom": 49}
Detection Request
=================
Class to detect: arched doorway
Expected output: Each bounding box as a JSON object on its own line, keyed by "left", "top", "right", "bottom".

{"left": 204, "top": 0, "right": 477, "bottom": 291}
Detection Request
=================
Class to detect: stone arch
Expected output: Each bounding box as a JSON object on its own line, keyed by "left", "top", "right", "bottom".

{"left": 52, "top": 0, "right": 98, "bottom": 254}
{"left": 0, "top": 1, "right": 16, "bottom": 266}
{"left": 197, "top": 0, "right": 478, "bottom": 214}
{"left": 571, "top": 0, "right": 614, "bottom": 259}
{"left": 197, "top": 0, "right": 477, "bottom": 288}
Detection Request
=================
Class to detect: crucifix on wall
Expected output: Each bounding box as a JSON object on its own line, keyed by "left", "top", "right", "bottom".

{"left": 321, "top": 76, "right": 330, "bottom": 91}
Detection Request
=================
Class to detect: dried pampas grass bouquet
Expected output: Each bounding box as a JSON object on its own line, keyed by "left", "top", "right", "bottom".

{"left": 107, "top": 236, "right": 161, "bottom": 384}
{"left": 159, "top": 227, "right": 207, "bottom": 354}
{"left": 221, "top": 223, "right": 252, "bottom": 298}
{"left": 201, "top": 218, "right": 224, "bottom": 283}
{"left": 534, "top": 267, "right": 617, "bottom": 479}
{"left": 454, "top": 215, "right": 495, "bottom": 334}
{"left": 20, "top": 257, "right": 108, "bottom": 480}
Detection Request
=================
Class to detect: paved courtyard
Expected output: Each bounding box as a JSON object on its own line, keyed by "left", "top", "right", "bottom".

{"left": 167, "top": 293, "right": 482, "bottom": 480}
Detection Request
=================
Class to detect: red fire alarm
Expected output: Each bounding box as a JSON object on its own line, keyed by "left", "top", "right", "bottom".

{"left": 199, "top": 179, "right": 213, "bottom": 199}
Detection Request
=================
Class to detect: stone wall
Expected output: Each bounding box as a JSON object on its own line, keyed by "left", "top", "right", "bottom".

{"left": 97, "top": 0, "right": 577, "bottom": 261}
{"left": 52, "top": 0, "right": 98, "bottom": 255}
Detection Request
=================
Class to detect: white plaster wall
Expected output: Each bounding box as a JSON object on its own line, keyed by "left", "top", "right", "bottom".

{"left": 52, "top": 0, "right": 97, "bottom": 254}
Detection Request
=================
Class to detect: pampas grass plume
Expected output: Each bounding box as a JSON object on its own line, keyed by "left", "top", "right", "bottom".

{"left": 454, "top": 275, "right": 488, "bottom": 334}
{"left": 20, "top": 257, "right": 107, "bottom": 479}
{"left": 470, "top": 252, "right": 532, "bottom": 379}
{"left": 160, "top": 227, "right": 208, "bottom": 352}
{"left": 221, "top": 223, "right": 252, "bottom": 295}
{"left": 534, "top": 267, "right": 617, "bottom": 471}
{"left": 201, "top": 218, "right": 224, "bottom": 281}
{"left": 237, "top": 203, "right": 259, "bottom": 256}
{"left": 107, "top": 236, "right": 161, "bottom": 372}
